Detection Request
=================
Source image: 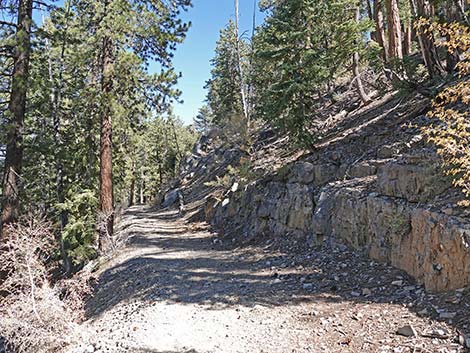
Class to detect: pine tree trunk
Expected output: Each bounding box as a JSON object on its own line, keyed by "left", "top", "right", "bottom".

{"left": 1, "top": 0, "right": 33, "bottom": 237}
{"left": 128, "top": 160, "right": 135, "bottom": 207}
{"left": 139, "top": 168, "right": 145, "bottom": 205}
{"left": 411, "top": 0, "right": 445, "bottom": 78}
{"left": 99, "top": 33, "right": 114, "bottom": 249}
{"left": 374, "top": 0, "right": 389, "bottom": 62}
{"left": 403, "top": 20, "right": 412, "bottom": 56}
{"left": 129, "top": 179, "right": 135, "bottom": 207}
{"left": 386, "top": 0, "right": 403, "bottom": 60}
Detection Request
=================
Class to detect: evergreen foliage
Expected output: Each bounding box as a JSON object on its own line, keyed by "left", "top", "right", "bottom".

{"left": 252, "top": 0, "right": 372, "bottom": 143}
{"left": 0, "top": 0, "right": 195, "bottom": 268}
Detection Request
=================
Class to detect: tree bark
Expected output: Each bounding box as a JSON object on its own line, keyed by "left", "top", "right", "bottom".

{"left": 403, "top": 20, "right": 412, "bottom": 56}
{"left": 411, "top": 0, "right": 445, "bottom": 78}
{"left": 128, "top": 178, "right": 135, "bottom": 207}
{"left": 1, "top": 0, "right": 33, "bottom": 237}
{"left": 98, "top": 32, "right": 114, "bottom": 249}
{"left": 386, "top": 0, "right": 403, "bottom": 60}
{"left": 374, "top": 0, "right": 389, "bottom": 62}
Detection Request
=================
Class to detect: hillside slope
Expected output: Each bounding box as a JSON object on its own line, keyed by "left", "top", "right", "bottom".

{"left": 169, "top": 90, "right": 470, "bottom": 293}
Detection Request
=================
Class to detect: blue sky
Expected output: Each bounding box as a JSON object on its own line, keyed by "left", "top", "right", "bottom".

{"left": 169, "top": 0, "right": 265, "bottom": 124}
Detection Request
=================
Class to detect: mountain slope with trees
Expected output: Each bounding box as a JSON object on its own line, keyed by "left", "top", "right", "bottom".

{"left": 1, "top": 0, "right": 470, "bottom": 352}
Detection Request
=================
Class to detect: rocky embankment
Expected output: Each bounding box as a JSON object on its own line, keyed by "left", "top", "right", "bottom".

{"left": 168, "top": 92, "right": 470, "bottom": 293}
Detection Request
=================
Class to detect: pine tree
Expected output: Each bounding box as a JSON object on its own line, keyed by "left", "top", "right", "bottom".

{"left": 205, "top": 20, "right": 249, "bottom": 127}
{"left": 1, "top": 0, "right": 33, "bottom": 236}
{"left": 253, "top": 0, "right": 372, "bottom": 143}
{"left": 194, "top": 105, "right": 214, "bottom": 132}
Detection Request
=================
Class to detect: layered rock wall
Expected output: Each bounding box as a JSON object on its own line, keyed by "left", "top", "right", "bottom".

{"left": 205, "top": 153, "right": 470, "bottom": 292}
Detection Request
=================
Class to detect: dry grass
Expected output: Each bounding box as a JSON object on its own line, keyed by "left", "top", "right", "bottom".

{"left": 0, "top": 216, "right": 94, "bottom": 353}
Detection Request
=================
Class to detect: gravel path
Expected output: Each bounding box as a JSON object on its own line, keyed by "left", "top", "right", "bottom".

{"left": 77, "top": 206, "right": 469, "bottom": 353}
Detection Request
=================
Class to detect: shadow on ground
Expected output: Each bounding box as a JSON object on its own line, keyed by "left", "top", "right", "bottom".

{"left": 86, "top": 207, "right": 470, "bottom": 337}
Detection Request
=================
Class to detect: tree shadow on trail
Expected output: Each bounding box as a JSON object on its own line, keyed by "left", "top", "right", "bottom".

{"left": 86, "top": 208, "right": 470, "bottom": 339}
{"left": 137, "top": 350, "right": 198, "bottom": 353}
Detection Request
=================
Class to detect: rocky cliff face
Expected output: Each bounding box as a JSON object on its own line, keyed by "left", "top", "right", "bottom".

{"left": 169, "top": 92, "right": 470, "bottom": 292}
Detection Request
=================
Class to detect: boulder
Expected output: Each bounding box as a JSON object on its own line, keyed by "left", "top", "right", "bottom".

{"left": 162, "top": 188, "right": 180, "bottom": 208}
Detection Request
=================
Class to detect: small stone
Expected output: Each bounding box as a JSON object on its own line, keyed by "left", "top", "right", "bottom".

{"left": 272, "top": 278, "right": 282, "bottom": 284}
{"left": 392, "top": 280, "right": 403, "bottom": 286}
{"left": 459, "top": 334, "right": 470, "bottom": 348}
{"left": 231, "top": 182, "right": 239, "bottom": 192}
{"left": 303, "top": 283, "right": 314, "bottom": 290}
{"left": 425, "top": 328, "right": 449, "bottom": 339}
{"left": 351, "top": 291, "right": 361, "bottom": 297}
{"left": 439, "top": 312, "right": 457, "bottom": 319}
{"left": 352, "top": 312, "right": 364, "bottom": 321}
{"left": 396, "top": 325, "right": 417, "bottom": 337}
{"left": 442, "top": 208, "right": 453, "bottom": 216}
{"left": 222, "top": 198, "right": 230, "bottom": 207}
{"left": 362, "top": 288, "right": 372, "bottom": 296}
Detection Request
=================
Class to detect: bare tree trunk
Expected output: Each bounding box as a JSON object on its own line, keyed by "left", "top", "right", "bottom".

{"left": 99, "top": 32, "right": 115, "bottom": 249}
{"left": 353, "top": 7, "right": 371, "bottom": 105}
{"left": 247, "top": 0, "right": 257, "bottom": 120}
{"left": 374, "top": 0, "right": 389, "bottom": 62}
{"left": 234, "top": 0, "right": 249, "bottom": 124}
{"left": 386, "top": 0, "right": 403, "bottom": 60}
{"left": 353, "top": 52, "right": 371, "bottom": 104}
{"left": 1, "top": 0, "right": 33, "bottom": 237}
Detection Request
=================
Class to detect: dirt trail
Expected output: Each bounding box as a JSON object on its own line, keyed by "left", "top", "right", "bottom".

{"left": 79, "top": 206, "right": 467, "bottom": 353}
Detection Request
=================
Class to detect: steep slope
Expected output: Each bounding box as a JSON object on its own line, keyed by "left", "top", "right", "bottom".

{"left": 169, "top": 90, "right": 470, "bottom": 293}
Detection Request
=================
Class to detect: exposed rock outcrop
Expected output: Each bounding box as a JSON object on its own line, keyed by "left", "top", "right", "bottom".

{"left": 174, "top": 93, "right": 470, "bottom": 292}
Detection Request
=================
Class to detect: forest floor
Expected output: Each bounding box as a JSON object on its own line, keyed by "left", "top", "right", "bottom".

{"left": 76, "top": 205, "right": 469, "bottom": 353}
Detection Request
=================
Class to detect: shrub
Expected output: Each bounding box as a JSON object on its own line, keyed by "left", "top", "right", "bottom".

{"left": 423, "top": 22, "right": 470, "bottom": 203}
{"left": 0, "top": 216, "right": 93, "bottom": 353}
